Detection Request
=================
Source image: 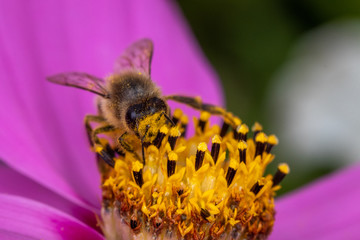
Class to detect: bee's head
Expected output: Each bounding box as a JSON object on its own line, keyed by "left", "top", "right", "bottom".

{"left": 125, "top": 97, "right": 169, "bottom": 139}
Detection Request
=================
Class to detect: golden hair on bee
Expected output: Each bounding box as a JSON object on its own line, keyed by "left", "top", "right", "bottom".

{"left": 100, "top": 71, "right": 165, "bottom": 135}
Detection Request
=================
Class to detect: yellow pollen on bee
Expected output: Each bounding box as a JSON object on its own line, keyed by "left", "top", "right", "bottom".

{"left": 160, "top": 125, "right": 169, "bottom": 134}
{"left": 95, "top": 145, "right": 103, "bottom": 153}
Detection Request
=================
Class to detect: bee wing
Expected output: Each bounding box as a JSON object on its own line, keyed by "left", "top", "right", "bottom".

{"left": 47, "top": 72, "right": 110, "bottom": 98}
{"left": 114, "top": 39, "right": 154, "bottom": 76}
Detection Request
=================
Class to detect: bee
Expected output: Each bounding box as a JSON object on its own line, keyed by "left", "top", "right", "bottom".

{"left": 47, "top": 39, "right": 234, "bottom": 167}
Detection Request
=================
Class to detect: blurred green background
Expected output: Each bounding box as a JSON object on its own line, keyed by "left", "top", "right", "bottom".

{"left": 178, "top": 0, "right": 360, "bottom": 195}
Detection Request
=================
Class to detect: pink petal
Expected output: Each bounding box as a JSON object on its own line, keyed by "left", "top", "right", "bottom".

{"left": 0, "top": 194, "right": 103, "bottom": 240}
{"left": 270, "top": 164, "right": 360, "bottom": 240}
{"left": 0, "top": 0, "right": 222, "bottom": 210}
{"left": 0, "top": 162, "right": 98, "bottom": 229}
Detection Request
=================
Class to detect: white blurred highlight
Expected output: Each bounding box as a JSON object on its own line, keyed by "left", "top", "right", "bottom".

{"left": 269, "top": 20, "right": 360, "bottom": 165}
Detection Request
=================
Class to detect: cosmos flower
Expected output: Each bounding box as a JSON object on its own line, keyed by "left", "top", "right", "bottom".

{"left": 0, "top": 1, "right": 358, "bottom": 240}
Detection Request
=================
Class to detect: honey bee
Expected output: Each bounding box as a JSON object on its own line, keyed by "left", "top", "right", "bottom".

{"left": 47, "top": 39, "right": 233, "bottom": 167}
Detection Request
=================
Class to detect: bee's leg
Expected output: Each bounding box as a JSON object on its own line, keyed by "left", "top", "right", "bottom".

{"left": 84, "top": 114, "right": 106, "bottom": 146}
{"left": 92, "top": 125, "right": 116, "bottom": 145}
{"left": 92, "top": 125, "right": 117, "bottom": 168}
{"left": 96, "top": 146, "right": 115, "bottom": 168}
{"left": 165, "top": 95, "right": 236, "bottom": 127}
{"left": 118, "top": 133, "right": 143, "bottom": 161}
{"left": 118, "top": 132, "right": 134, "bottom": 153}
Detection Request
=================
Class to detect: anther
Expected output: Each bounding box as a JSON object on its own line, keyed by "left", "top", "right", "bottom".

{"left": 172, "top": 109, "right": 183, "bottom": 125}
{"left": 211, "top": 135, "right": 221, "bottom": 164}
{"left": 180, "top": 115, "right": 188, "bottom": 137}
{"left": 237, "top": 141, "right": 247, "bottom": 163}
{"left": 226, "top": 159, "right": 239, "bottom": 186}
{"left": 252, "top": 122, "right": 263, "bottom": 140}
{"left": 167, "top": 151, "right": 178, "bottom": 177}
{"left": 198, "top": 112, "right": 211, "bottom": 132}
{"left": 265, "top": 134, "right": 278, "bottom": 153}
{"left": 132, "top": 161, "right": 144, "bottom": 187}
{"left": 272, "top": 163, "right": 290, "bottom": 186}
{"left": 200, "top": 208, "right": 211, "bottom": 221}
{"left": 250, "top": 181, "right": 264, "bottom": 195}
{"left": 232, "top": 117, "right": 242, "bottom": 139}
{"left": 168, "top": 127, "right": 181, "bottom": 150}
{"left": 254, "top": 132, "right": 267, "bottom": 158}
{"left": 234, "top": 117, "right": 241, "bottom": 126}
{"left": 152, "top": 126, "right": 168, "bottom": 149}
{"left": 195, "top": 142, "right": 207, "bottom": 170}
{"left": 220, "top": 122, "right": 229, "bottom": 138}
{"left": 234, "top": 124, "right": 249, "bottom": 142}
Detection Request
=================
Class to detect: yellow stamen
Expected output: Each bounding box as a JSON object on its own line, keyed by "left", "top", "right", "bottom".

{"left": 97, "top": 109, "right": 289, "bottom": 239}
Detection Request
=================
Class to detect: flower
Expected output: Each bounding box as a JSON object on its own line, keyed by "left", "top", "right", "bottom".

{"left": 0, "top": 0, "right": 221, "bottom": 213}
{"left": 96, "top": 106, "right": 288, "bottom": 239}
{"left": 0, "top": 1, "right": 359, "bottom": 240}
{"left": 269, "top": 164, "right": 360, "bottom": 240}
{"left": 0, "top": 0, "right": 220, "bottom": 238}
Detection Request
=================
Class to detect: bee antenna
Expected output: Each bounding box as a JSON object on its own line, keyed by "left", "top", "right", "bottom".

{"left": 164, "top": 113, "right": 176, "bottom": 126}
{"left": 156, "top": 112, "right": 175, "bottom": 127}
{"left": 141, "top": 125, "right": 151, "bottom": 164}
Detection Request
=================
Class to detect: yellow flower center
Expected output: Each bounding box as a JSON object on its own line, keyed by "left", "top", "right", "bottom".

{"left": 98, "top": 109, "right": 289, "bottom": 240}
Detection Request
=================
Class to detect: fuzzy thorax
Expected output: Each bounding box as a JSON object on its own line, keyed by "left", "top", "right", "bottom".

{"left": 98, "top": 109, "right": 289, "bottom": 240}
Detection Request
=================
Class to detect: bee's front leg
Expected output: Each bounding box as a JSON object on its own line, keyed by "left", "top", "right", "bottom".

{"left": 118, "top": 132, "right": 134, "bottom": 153}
